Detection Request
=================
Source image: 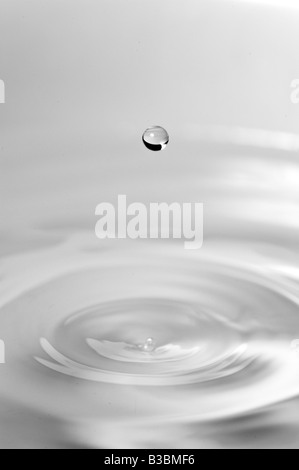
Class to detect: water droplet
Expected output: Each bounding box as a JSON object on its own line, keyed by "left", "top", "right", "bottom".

{"left": 140, "top": 337, "right": 156, "bottom": 353}
{"left": 142, "top": 126, "right": 169, "bottom": 151}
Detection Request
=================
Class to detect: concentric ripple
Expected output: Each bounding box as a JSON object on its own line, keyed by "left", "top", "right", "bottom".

{"left": 1, "top": 235, "right": 299, "bottom": 433}
{"left": 35, "top": 298, "right": 254, "bottom": 386}
{"left": 1, "top": 131, "right": 299, "bottom": 447}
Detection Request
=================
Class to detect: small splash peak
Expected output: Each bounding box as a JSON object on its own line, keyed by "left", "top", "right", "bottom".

{"left": 139, "top": 337, "right": 156, "bottom": 353}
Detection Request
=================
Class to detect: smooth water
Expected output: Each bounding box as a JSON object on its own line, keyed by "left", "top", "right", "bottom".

{"left": 1, "top": 129, "right": 299, "bottom": 448}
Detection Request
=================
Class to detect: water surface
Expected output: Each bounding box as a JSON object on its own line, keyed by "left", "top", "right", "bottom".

{"left": 1, "top": 129, "right": 299, "bottom": 448}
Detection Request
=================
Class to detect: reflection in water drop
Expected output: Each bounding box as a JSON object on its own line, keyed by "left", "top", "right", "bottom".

{"left": 142, "top": 126, "right": 169, "bottom": 151}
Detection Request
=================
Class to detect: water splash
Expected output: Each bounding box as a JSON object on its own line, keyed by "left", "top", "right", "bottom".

{"left": 139, "top": 338, "right": 156, "bottom": 353}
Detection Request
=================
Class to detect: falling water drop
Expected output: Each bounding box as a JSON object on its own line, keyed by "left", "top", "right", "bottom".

{"left": 142, "top": 126, "right": 169, "bottom": 151}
